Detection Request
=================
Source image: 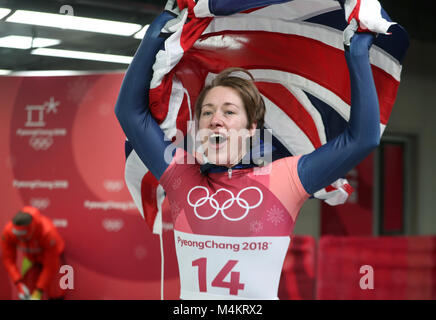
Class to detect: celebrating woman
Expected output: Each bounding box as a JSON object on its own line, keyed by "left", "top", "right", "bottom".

{"left": 115, "top": 6, "right": 382, "bottom": 299}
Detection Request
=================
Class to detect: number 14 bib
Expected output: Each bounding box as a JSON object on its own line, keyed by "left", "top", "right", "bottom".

{"left": 175, "top": 230, "right": 290, "bottom": 300}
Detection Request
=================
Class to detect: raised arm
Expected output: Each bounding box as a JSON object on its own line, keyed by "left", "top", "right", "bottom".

{"left": 297, "top": 32, "right": 380, "bottom": 195}
{"left": 115, "top": 11, "right": 175, "bottom": 180}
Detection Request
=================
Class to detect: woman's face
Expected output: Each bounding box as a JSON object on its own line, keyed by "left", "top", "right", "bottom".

{"left": 197, "top": 86, "right": 256, "bottom": 167}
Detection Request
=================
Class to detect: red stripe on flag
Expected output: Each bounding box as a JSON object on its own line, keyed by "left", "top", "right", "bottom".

{"left": 372, "top": 64, "right": 399, "bottom": 125}
{"left": 325, "top": 185, "right": 336, "bottom": 192}
{"left": 176, "top": 94, "right": 192, "bottom": 135}
{"left": 256, "top": 81, "right": 322, "bottom": 148}
{"left": 177, "top": 0, "right": 196, "bottom": 14}
{"left": 180, "top": 17, "right": 212, "bottom": 51}
{"left": 149, "top": 73, "right": 174, "bottom": 124}
{"left": 141, "top": 171, "right": 159, "bottom": 231}
{"left": 242, "top": 6, "right": 268, "bottom": 14}
{"left": 347, "top": 0, "right": 361, "bottom": 24}
{"left": 177, "top": 31, "right": 399, "bottom": 126}
{"left": 186, "top": 31, "right": 351, "bottom": 101}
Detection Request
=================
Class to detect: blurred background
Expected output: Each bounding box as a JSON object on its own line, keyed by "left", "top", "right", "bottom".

{"left": 0, "top": 0, "right": 435, "bottom": 300}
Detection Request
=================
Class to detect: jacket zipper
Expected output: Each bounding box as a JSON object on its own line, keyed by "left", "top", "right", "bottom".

{"left": 228, "top": 168, "right": 232, "bottom": 179}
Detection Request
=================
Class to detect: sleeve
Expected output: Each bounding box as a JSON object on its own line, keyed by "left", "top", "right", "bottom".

{"left": 297, "top": 32, "right": 381, "bottom": 195}
{"left": 1, "top": 228, "right": 21, "bottom": 284}
{"left": 35, "top": 233, "right": 61, "bottom": 292}
{"left": 115, "top": 10, "right": 176, "bottom": 181}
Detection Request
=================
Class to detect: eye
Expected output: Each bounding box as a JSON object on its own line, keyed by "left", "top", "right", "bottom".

{"left": 225, "top": 110, "right": 235, "bottom": 115}
{"left": 201, "top": 111, "right": 212, "bottom": 116}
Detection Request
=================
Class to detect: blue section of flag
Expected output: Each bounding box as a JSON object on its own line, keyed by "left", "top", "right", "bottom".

{"left": 304, "top": 9, "right": 409, "bottom": 63}
{"left": 304, "top": 91, "right": 348, "bottom": 141}
{"left": 209, "top": 0, "right": 293, "bottom": 15}
{"left": 125, "top": 140, "right": 133, "bottom": 159}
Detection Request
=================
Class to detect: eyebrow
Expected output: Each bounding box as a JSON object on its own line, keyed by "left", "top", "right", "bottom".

{"left": 201, "top": 102, "right": 240, "bottom": 108}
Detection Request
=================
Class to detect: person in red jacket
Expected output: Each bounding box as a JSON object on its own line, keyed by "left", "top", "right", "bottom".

{"left": 1, "top": 206, "right": 65, "bottom": 300}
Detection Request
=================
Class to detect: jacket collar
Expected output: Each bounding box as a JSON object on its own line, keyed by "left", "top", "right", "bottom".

{"left": 199, "top": 138, "right": 274, "bottom": 175}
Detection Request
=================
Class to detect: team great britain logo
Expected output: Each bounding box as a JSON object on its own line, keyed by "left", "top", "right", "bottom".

{"left": 15, "top": 97, "right": 67, "bottom": 150}
{"left": 187, "top": 186, "right": 263, "bottom": 221}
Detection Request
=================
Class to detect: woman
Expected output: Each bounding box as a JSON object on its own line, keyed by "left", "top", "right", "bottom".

{"left": 115, "top": 10, "right": 380, "bottom": 299}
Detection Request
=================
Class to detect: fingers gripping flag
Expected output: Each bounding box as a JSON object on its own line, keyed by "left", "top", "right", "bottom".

{"left": 124, "top": 0, "right": 409, "bottom": 234}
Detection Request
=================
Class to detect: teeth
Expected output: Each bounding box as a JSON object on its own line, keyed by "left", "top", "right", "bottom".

{"left": 210, "top": 133, "right": 225, "bottom": 139}
{"left": 209, "top": 133, "right": 227, "bottom": 144}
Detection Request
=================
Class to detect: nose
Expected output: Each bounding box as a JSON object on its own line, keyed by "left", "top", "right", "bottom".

{"left": 210, "top": 112, "right": 224, "bottom": 128}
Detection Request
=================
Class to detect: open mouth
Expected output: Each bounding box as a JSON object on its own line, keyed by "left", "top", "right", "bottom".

{"left": 208, "top": 133, "right": 228, "bottom": 147}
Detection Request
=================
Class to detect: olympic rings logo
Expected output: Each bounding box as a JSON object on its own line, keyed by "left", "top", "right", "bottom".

{"left": 187, "top": 186, "right": 263, "bottom": 221}
{"left": 103, "top": 180, "right": 124, "bottom": 192}
{"left": 30, "top": 197, "right": 50, "bottom": 210}
{"left": 29, "top": 135, "right": 53, "bottom": 150}
{"left": 102, "top": 219, "right": 124, "bottom": 232}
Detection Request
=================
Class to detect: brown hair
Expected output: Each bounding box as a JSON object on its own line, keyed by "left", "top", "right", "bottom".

{"left": 194, "top": 67, "right": 265, "bottom": 129}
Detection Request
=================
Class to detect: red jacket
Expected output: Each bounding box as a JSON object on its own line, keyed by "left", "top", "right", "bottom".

{"left": 1, "top": 206, "right": 65, "bottom": 291}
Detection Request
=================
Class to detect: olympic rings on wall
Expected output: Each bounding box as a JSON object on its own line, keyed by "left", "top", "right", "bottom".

{"left": 29, "top": 135, "right": 53, "bottom": 150}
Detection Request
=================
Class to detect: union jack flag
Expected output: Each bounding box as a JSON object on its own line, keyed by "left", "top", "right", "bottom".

{"left": 124, "top": 0, "right": 409, "bottom": 234}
